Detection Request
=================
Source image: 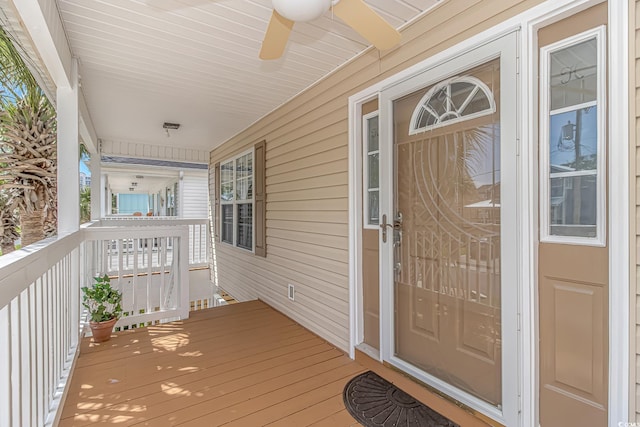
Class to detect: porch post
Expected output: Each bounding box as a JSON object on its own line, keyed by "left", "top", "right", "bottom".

{"left": 57, "top": 58, "right": 80, "bottom": 235}
{"left": 57, "top": 58, "right": 81, "bottom": 355}
{"left": 90, "top": 155, "right": 101, "bottom": 220}
{"left": 104, "top": 175, "right": 111, "bottom": 216}
{"left": 178, "top": 170, "right": 185, "bottom": 218}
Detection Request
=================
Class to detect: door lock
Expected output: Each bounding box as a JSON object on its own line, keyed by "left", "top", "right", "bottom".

{"left": 380, "top": 213, "right": 403, "bottom": 243}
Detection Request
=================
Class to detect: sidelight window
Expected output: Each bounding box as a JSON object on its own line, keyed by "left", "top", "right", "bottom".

{"left": 540, "top": 27, "right": 606, "bottom": 245}
{"left": 363, "top": 112, "right": 380, "bottom": 226}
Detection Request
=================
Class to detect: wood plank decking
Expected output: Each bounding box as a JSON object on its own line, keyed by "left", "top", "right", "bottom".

{"left": 60, "top": 300, "right": 490, "bottom": 426}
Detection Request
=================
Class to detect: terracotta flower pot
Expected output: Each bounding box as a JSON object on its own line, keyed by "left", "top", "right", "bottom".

{"left": 89, "top": 317, "right": 118, "bottom": 343}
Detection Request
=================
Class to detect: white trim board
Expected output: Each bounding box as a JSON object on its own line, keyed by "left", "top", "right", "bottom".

{"left": 538, "top": 27, "right": 607, "bottom": 247}
{"left": 606, "top": 0, "right": 630, "bottom": 423}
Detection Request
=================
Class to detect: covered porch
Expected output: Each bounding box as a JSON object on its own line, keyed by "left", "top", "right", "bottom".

{"left": 0, "top": 0, "right": 634, "bottom": 426}
{"left": 59, "top": 300, "right": 486, "bottom": 426}
{"left": 0, "top": 210, "right": 484, "bottom": 425}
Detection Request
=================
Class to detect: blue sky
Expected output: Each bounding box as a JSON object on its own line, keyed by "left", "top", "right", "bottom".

{"left": 79, "top": 155, "right": 90, "bottom": 176}
{"left": 549, "top": 106, "right": 598, "bottom": 169}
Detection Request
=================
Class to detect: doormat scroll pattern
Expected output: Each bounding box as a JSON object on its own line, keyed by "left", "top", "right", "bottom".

{"left": 343, "top": 371, "right": 460, "bottom": 427}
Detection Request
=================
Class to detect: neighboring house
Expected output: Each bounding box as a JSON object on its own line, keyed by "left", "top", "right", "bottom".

{"left": 79, "top": 172, "right": 90, "bottom": 190}
{"left": 208, "top": 1, "right": 632, "bottom": 426}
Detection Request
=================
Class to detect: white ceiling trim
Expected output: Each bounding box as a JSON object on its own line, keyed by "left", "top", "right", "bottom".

{"left": 101, "top": 139, "right": 209, "bottom": 163}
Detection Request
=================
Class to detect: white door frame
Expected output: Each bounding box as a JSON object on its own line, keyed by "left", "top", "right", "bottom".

{"left": 378, "top": 32, "right": 519, "bottom": 426}
{"left": 347, "top": 1, "right": 629, "bottom": 426}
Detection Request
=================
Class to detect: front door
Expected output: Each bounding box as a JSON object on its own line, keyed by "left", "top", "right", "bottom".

{"left": 379, "top": 33, "right": 518, "bottom": 424}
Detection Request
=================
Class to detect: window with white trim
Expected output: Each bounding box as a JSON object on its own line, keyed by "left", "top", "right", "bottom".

{"left": 540, "top": 27, "right": 606, "bottom": 245}
{"left": 220, "top": 150, "right": 254, "bottom": 251}
{"left": 363, "top": 112, "right": 379, "bottom": 226}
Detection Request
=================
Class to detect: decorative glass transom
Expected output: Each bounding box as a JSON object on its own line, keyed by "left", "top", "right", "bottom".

{"left": 409, "top": 76, "right": 496, "bottom": 135}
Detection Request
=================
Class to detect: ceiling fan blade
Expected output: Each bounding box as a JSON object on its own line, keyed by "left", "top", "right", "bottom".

{"left": 260, "top": 10, "right": 295, "bottom": 60}
{"left": 333, "top": 0, "right": 401, "bottom": 51}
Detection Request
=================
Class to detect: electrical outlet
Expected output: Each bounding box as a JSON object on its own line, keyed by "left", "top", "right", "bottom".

{"left": 288, "top": 284, "right": 295, "bottom": 301}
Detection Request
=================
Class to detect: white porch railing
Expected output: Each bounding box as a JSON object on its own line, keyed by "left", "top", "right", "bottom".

{"left": 0, "top": 233, "right": 82, "bottom": 427}
{"left": 83, "top": 224, "right": 191, "bottom": 330}
{"left": 98, "top": 217, "right": 209, "bottom": 266}
{"left": 0, "top": 218, "right": 210, "bottom": 426}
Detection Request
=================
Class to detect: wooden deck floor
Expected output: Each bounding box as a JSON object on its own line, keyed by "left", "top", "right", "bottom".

{"left": 60, "top": 300, "right": 491, "bottom": 426}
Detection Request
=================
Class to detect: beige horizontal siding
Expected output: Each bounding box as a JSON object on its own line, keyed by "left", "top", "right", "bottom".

{"left": 267, "top": 219, "right": 348, "bottom": 237}
{"left": 268, "top": 185, "right": 349, "bottom": 203}
{"left": 267, "top": 130, "right": 346, "bottom": 166}
{"left": 209, "top": 0, "right": 545, "bottom": 352}
{"left": 268, "top": 229, "right": 347, "bottom": 250}
{"left": 267, "top": 172, "right": 348, "bottom": 194}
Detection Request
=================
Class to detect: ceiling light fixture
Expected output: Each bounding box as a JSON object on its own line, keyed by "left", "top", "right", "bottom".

{"left": 272, "top": 0, "right": 336, "bottom": 21}
{"left": 163, "top": 122, "right": 181, "bottom": 138}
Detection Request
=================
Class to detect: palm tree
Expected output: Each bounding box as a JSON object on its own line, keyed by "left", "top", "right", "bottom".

{"left": 80, "top": 187, "right": 91, "bottom": 223}
{"left": 0, "top": 27, "right": 57, "bottom": 247}
{"left": 0, "top": 190, "right": 19, "bottom": 254}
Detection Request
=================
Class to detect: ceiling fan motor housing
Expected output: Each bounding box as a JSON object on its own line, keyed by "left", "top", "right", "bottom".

{"left": 272, "top": 0, "right": 333, "bottom": 22}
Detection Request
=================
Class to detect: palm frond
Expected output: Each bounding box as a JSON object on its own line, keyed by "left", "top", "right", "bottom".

{"left": 0, "top": 26, "right": 48, "bottom": 110}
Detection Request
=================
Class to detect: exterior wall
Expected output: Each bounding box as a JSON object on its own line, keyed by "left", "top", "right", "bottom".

{"left": 209, "top": 0, "right": 545, "bottom": 352}
{"left": 181, "top": 173, "right": 209, "bottom": 218}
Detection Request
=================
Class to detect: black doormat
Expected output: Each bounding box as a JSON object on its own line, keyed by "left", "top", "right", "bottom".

{"left": 343, "top": 371, "right": 460, "bottom": 427}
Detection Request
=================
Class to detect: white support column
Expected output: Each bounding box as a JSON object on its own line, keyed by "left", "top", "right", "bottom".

{"left": 178, "top": 171, "right": 185, "bottom": 218}
{"left": 608, "top": 0, "right": 630, "bottom": 423}
{"left": 57, "top": 58, "right": 80, "bottom": 235}
{"left": 101, "top": 174, "right": 108, "bottom": 217}
{"left": 90, "top": 156, "right": 101, "bottom": 220}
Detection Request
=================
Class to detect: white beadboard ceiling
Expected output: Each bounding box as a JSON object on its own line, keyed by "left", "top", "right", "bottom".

{"left": 55, "top": 0, "right": 439, "bottom": 154}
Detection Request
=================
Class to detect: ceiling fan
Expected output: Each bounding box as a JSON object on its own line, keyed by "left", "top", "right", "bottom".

{"left": 260, "top": 0, "right": 401, "bottom": 60}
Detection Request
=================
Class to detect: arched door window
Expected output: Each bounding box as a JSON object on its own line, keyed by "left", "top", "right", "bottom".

{"left": 409, "top": 76, "right": 496, "bottom": 135}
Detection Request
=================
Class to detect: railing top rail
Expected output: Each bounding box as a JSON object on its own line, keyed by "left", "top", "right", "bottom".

{"left": 0, "top": 230, "right": 82, "bottom": 308}
{"left": 97, "top": 217, "right": 208, "bottom": 227}
{"left": 84, "top": 224, "right": 190, "bottom": 240}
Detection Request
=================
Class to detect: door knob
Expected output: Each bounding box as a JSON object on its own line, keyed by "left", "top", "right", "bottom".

{"left": 380, "top": 212, "right": 403, "bottom": 243}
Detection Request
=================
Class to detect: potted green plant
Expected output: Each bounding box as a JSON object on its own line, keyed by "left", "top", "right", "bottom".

{"left": 82, "top": 274, "right": 123, "bottom": 343}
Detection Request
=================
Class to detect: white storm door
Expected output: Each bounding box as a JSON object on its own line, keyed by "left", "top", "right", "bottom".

{"left": 378, "top": 32, "right": 519, "bottom": 426}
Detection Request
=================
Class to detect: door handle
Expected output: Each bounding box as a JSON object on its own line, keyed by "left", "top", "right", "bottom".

{"left": 380, "top": 213, "right": 403, "bottom": 243}
{"left": 380, "top": 214, "right": 393, "bottom": 243}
